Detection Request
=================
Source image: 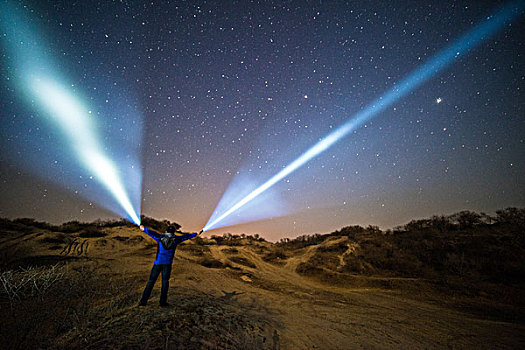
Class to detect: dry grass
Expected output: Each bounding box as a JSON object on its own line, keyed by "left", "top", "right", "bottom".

{"left": 0, "top": 264, "right": 65, "bottom": 302}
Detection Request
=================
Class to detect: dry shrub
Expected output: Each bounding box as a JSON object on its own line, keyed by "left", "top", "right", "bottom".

{"left": 223, "top": 247, "right": 239, "bottom": 254}
{"left": 296, "top": 261, "right": 324, "bottom": 276}
{"left": 262, "top": 248, "right": 287, "bottom": 262}
{"left": 40, "top": 234, "right": 66, "bottom": 244}
{"left": 179, "top": 243, "right": 210, "bottom": 256}
{"left": 317, "top": 241, "right": 348, "bottom": 253}
{"left": 200, "top": 257, "right": 226, "bottom": 268}
{"left": 57, "top": 221, "right": 89, "bottom": 233}
{"left": 229, "top": 256, "right": 256, "bottom": 268}
{"left": 0, "top": 264, "right": 65, "bottom": 302}
{"left": 78, "top": 227, "right": 107, "bottom": 238}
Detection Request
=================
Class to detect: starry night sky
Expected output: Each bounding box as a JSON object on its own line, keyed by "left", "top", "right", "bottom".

{"left": 1, "top": 1, "right": 524, "bottom": 240}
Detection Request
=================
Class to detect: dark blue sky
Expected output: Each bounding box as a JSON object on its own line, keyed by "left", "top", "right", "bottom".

{"left": 1, "top": 1, "right": 524, "bottom": 240}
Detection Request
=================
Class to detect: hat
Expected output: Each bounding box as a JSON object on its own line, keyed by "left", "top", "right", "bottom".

{"left": 166, "top": 226, "right": 176, "bottom": 234}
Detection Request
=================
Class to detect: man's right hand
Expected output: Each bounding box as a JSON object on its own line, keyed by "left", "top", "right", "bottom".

{"left": 140, "top": 225, "right": 145, "bottom": 232}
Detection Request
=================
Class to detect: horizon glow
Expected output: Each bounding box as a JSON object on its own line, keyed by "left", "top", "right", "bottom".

{"left": 204, "top": 1, "right": 525, "bottom": 232}
{"left": 1, "top": 4, "right": 142, "bottom": 225}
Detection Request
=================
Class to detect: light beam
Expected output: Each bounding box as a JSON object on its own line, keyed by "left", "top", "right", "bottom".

{"left": 1, "top": 3, "right": 142, "bottom": 225}
{"left": 204, "top": 1, "right": 524, "bottom": 231}
{"left": 27, "top": 77, "right": 141, "bottom": 225}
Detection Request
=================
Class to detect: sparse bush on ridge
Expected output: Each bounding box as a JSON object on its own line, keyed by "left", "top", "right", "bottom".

{"left": 57, "top": 221, "right": 91, "bottom": 233}
{"left": 317, "top": 241, "right": 348, "bottom": 253}
{"left": 277, "top": 233, "right": 324, "bottom": 249}
{"left": 91, "top": 218, "right": 135, "bottom": 228}
{"left": 0, "top": 218, "right": 37, "bottom": 234}
{"left": 336, "top": 225, "right": 367, "bottom": 236}
{"left": 78, "top": 227, "right": 107, "bottom": 238}
{"left": 140, "top": 215, "right": 181, "bottom": 233}
{"left": 0, "top": 216, "right": 161, "bottom": 234}
{"left": 40, "top": 234, "right": 66, "bottom": 244}
{"left": 210, "top": 233, "right": 266, "bottom": 246}
{"left": 495, "top": 207, "right": 525, "bottom": 226}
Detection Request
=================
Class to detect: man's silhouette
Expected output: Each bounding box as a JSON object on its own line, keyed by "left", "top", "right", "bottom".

{"left": 138, "top": 225, "right": 202, "bottom": 306}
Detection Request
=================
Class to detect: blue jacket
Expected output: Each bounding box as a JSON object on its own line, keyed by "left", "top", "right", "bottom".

{"left": 143, "top": 227, "right": 197, "bottom": 265}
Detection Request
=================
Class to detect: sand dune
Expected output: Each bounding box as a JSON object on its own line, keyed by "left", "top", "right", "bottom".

{"left": 0, "top": 218, "right": 524, "bottom": 349}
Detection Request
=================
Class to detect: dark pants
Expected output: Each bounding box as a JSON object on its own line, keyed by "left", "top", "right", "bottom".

{"left": 140, "top": 264, "right": 172, "bottom": 305}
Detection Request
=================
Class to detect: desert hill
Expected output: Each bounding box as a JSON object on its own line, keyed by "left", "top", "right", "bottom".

{"left": 0, "top": 209, "right": 524, "bottom": 349}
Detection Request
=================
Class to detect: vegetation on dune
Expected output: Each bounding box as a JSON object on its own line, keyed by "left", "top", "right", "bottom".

{"left": 139, "top": 215, "right": 181, "bottom": 233}
{"left": 290, "top": 208, "right": 525, "bottom": 322}
{"left": 209, "top": 233, "right": 267, "bottom": 245}
{"left": 293, "top": 208, "right": 525, "bottom": 282}
{"left": 0, "top": 215, "right": 179, "bottom": 235}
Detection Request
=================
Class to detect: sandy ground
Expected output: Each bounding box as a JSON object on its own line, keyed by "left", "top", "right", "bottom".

{"left": 3, "top": 226, "right": 525, "bottom": 349}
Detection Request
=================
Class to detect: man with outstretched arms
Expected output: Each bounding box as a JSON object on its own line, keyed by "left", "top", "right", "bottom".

{"left": 138, "top": 224, "right": 202, "bottom": 306}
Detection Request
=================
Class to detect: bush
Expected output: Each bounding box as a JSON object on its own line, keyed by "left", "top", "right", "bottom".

{"left": 40, "top": 234, "right": 66, "bottom": 244}
{"left": 296, "top": 262, "right": 324, "bottom": 276}
{"left": 140, "top": 216, "right": 181, "bottom": 233}
{"left": 317, "top": 241, "right": 348, "bottom": 253}
{"left": 58, "top": 221, "right": 89, "bottom": 233}
{"left": 12, "top": 218, "right": 56, "bottom": 231}
{"left": 0, "top": 218, "right": 35, "bottom": 234}
{"left": 449, "top": 211, "right": 483, "bottom": 229}
{"left": 199, "top": 258, "right": 225, "bottom": 268}
{"left": 78, "top": 227, "right": 107, "bottom": 238}
{"left": 229, "top": 256, "right": 256, "bottom": 268}
{"left": 277, "top": 234, "right": 325, "bottom": 249}
{"left": 337, "top": 225, "right": 366, "bottom": 237}
{"left": 495, "top": 208, "right": 525, "bottom": 226}
{"left": 262, "top": 248, "right": 287, "bottom": 262}
{"left": 180, "top": 244, "right": 210, "bottom": 256}
{"left": 92, "top": 218, "right": 134, "bottom": 228}
{"left": 222, "top": 248, "right": 239, "bottom": 254}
